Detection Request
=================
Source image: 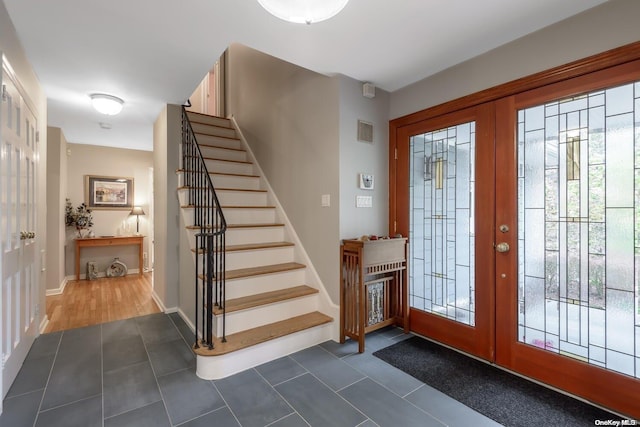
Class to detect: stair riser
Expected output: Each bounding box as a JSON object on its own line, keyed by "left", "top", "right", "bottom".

{"left": 191, "top": 122, "right": 237, "bottom": 139}
{"left": 212, "top": 174, "right": 261, "bottom": 190}
{"left": 224, "top": 269, "right": 306, "bottom": 299}
{"left": 187, "top": 113, "right": 231, "bottom": 128}
{"left": 185, "top": 226, "right": 286, "bottom": 247}
{"left": 195, "top": 134, "right": 242, "bottom": 150}
{"left": 222, "top": 208, "right": 276, "bottom": 225}
{"left": 196, "top": 323, "right": 333, "bottom": 380}
{"left": 226, "top": 226, "right": 285, "bottom": 246}
{"left": 217, "top": 191, "right": 268, "bottom": 207}
{"left": 198, "top": 146, "right": 247, "bottom": 162}
{"left": 198, "top": 246, "right": 295, "bottom": 271}
{"left": 205, "top": 159, "right": 254, "bottom": 176}
{"left": 215, "top": 295, "right": 318, "bottom": 336}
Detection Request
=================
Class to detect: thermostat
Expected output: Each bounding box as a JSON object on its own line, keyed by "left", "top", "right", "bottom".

{"left": 359, "top": 173, "right": 374, "bottom": 190}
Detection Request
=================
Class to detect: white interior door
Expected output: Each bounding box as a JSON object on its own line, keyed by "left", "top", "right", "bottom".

{"left": 1, "top": 63, "right": 39, "bottom": 402}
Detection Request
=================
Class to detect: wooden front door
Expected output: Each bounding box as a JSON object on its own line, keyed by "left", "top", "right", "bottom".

{"left": 392, "top": 55, "right": 640, "bottom": 418}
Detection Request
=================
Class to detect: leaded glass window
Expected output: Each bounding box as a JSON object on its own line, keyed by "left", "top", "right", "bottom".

{"left": 409, "top": 122, "right": 476, "bottom": 326}
{"left": 518, "top": 81, "right": 640, "bottom": 379}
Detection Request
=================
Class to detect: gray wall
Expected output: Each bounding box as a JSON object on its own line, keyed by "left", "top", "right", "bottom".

{"left": 227, "top": 44, "right": 342, "bottom": 301}
{"left": 337, "top": 75, "right": 390, "bottom": 239}
{"left": 390, "top": 0, "right": 640, "bottom": 119}
{"left": 153, "top": 104, "right": 181, "bottom": 311}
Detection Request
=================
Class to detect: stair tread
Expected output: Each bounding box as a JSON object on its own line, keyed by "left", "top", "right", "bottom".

{"left": 213, "top": 285, "right": 318, "bottom": 315}
{"left": 210, "top": 171, "right": 259, "bottom": 178}
{"left": 178, "top": 186, "right": 267, "bottom": 194}
{"left": 222, "top": 205, "right": 275, "bottom": 209}
{"left": 185, "top": 155, "right": 252, "bottom": 165}
{"left": 217, "top": 188, "right": 267, "bottom": 193}
{"left": 197, "top": 143, "right": 245, "bottom": 152}
{"left": 186, "top": 111, "right": 231, "bottom": 122}
{"left": 193, "top": 311, "right": 332, "bottom": 357}
{"left": 228, "top": 223, "right": 284, "bottom": 228}
{"left": 226, "top": 262, "right": 306, "bottom": 280}
{"left": 226, "top": 241, "right": 294, "bottom": 251}
{"left": 186, "top": 223, "right": 284, "bottom": 230}
{"left": 191, "top": 241, "right": 294, "bottom": 253}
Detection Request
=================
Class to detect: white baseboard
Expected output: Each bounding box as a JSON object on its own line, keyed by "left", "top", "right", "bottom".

{"left": 177, "top": 308, "right": 197, "bottom": 335}
{"left": 46, "top": 277, "right": 68, "bottom": 296}
{"left": 151, "top": 290, "right": 178, "bottom": 314}
{"left": 39, "top": 315, "right": 49, "bottom": 334}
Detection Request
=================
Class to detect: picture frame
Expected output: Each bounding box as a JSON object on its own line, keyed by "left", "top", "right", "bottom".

{"left": 85, "top": 175, "right": 134, "bottom": 210}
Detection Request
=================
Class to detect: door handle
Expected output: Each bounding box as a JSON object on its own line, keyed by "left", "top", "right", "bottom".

{"left": 496, "top": 242, "right": 510, "bottom": 253}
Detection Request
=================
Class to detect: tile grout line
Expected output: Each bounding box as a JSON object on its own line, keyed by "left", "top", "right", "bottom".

{"left": 286, "top": 350, "right": 373, "bottom": 424}
{"left": 209, "top": 378, "right": 243, "bottom": 426}
{"left": 253, "top": 367, "right": 308, "bottom": 427}
{"left": 31, "top": 330, "right": 64, "bottom": 427}
{"left": 134, "top": 316, "right": 174, "bottom": 426}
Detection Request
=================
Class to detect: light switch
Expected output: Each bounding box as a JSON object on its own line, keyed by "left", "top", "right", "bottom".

{"left": 321, "top": 194, "right": 330, "bottom": 207}
{"left": 356, "top": 196, "right": 372, "bottom": 208}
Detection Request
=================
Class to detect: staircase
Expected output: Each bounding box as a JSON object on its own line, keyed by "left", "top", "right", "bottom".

{"left": 178, "top": 110, "right": 336, "bottom": 380}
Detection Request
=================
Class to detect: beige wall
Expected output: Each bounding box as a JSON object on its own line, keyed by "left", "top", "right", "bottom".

{"left": 227, "top": 44, "right": 342, "bottom": 302}
{"left": 153, "top": 104, "right": 181, "bottom": 311}
{"left": 64, "top": 143, "right": 153, "bottom": 277}
{"left": 46, "top": 127, "right": 67, "bottom": 291}
{"left": 390, "top": 0, "right": 640, "bottom": 119}
{"left": 0, "top": 1, "right": 48, "bottom": 329}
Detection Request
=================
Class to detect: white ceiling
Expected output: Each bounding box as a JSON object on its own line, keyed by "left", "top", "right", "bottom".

{"left": 4, "top": 0, "right": 608, "bottom": 151}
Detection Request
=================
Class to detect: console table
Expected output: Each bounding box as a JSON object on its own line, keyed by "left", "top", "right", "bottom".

{"left": 75, "top": 236, "right": 144, "bottom": 280}
{"left": 340, "top": 237, "right": 408, "bottom": 352}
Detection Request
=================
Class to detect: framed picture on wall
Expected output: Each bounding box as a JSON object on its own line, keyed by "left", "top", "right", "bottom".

{"left": 85, "top": 175, "right": 134, "bottom": 210}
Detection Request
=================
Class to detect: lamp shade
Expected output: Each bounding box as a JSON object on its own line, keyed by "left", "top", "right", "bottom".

{"left": 90, "top": 93, "right": 124, "bottom": 115}
{"left": 257, "top": 0, "right": 349, "bottom": 24}
{"left": 129, "top": 206, "right": 145, "bottom": 216}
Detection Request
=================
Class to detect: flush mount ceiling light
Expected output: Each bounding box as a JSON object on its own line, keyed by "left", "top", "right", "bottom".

{"left": 90, "top": 93, "right": 124, "bottom": 115}
{"left": 257, "top": 0, "right": 349, "bottom": 24}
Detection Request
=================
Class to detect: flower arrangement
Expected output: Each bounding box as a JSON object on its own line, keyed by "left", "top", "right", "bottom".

{"left": 65, "top": 198, "right": 94, "bottom": 237}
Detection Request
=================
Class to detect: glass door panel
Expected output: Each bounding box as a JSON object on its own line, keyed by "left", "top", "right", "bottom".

{"left": 399, "top": 104, "right": 495, "bottom": 361}
{"left": 517, "top": 81, "right": 640, "bottom": 379}
{"left": 409, "top": 122, "right": 476, "bottom": 326}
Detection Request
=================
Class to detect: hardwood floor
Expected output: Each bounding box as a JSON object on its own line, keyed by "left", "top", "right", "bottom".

{"left": 45, "top": 272, "right": 161, "bottom": 333}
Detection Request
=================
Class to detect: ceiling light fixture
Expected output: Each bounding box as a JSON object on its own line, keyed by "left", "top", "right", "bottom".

{"left": 90, "top": 93, "right": 124, "bottom": 115}
{"left": 257, "top": 0, "right": 349, "bottom": 24}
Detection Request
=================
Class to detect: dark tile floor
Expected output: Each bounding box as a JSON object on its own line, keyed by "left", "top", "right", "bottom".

{"left": 0, "top": 313, "right": 499, "bottom": 427}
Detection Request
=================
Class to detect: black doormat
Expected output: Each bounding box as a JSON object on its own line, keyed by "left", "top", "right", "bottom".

{"left": 373, "top": 336, "right": 625, "bottom": 427}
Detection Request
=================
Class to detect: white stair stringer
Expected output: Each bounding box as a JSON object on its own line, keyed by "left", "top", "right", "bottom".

{"left": 178, "top": 112, "right": 338, "bottom": 380}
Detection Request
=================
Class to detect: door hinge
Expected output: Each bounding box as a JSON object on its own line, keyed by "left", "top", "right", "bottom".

{"left": 394, "top": 147, "right": 398, "bottom": 160}
{"left": 36, "top": 131, "right": 40, "bottom": 143}
{"left": 394, "top": 220, "right": 397, "bottom": 233}
{"left": 1, "top": 84, "right": 7, "bottom": 101}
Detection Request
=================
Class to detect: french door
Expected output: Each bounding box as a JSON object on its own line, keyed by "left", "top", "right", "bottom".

{"left": 1, "top": 60, "right": 39, "bottom": 404}
{"left": 397, "top": 104, "right": 495, "bottom": 360}
{"left": 393, "top": 59, "right": 640, "bottom": 417}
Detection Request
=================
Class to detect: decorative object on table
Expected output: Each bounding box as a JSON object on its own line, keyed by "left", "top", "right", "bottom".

{"left": 106, "top": 257, "right": 127, "bottom": 277}
{"left": 85, "top": 175, "right": 134, "bottom": 210}
{"left": 129, "top": 206, "right": 145, "bottom": 235}
{"left": 65, "top": 198, "right": 94, "bottom": 238}
{"left": 367, "top": 281, "right": 384, "bottom": 326}
{"left": 86, "top": 261, "right": 98, "bottom": 280}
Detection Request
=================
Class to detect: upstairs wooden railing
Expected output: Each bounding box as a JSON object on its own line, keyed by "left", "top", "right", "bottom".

{"left": 182, "top": 106, "right": 227, "bottom": 349}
